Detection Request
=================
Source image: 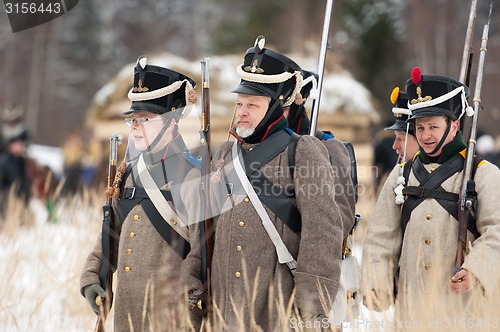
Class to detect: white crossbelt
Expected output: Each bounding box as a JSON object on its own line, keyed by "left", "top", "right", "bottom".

{"left": 231, "top": 142, "right": 297, "bottom": 277}
{"left": 137, "top": 154, "right": 189, "bottom": 242}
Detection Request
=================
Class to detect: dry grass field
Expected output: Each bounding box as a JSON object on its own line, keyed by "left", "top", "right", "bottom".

{"left": 1, "top": 152, "right": 498, "bottom": 331}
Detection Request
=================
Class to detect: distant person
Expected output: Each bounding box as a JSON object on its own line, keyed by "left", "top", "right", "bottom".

{"left": 0, "top": 103, "right": 25, "bottom": 152}
{"left": 0, "top": 125, "right": 32, "bottom": 214}
{"left": 385, "top": 87, "right": 420, "bottom": 162}
{"left": 61, "top": 130, "right": 83, "bottom": 196}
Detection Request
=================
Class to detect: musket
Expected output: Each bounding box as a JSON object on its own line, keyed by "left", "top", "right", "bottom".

{"left": 454, "top": 2, "right": 493, "bottom": 275}
{"left": 198, "top": 57, "right": 214, "bottom": 318}
{"left": 94, "top": 133, "right": 122, "bottom": 332}
{"left": 458, "top": 0, "right": 478, "bottom": 85}
{"left": 309, "top": 0, "right": 334, "bottom": 136}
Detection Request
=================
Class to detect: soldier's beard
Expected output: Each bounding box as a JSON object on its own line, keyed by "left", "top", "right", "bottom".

{"left": 236, "top": 127, "right": 255, "bottom": 138}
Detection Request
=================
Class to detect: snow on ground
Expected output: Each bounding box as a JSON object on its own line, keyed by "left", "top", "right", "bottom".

{"left": 0, "top": 197, "right": 101, "bottom": 332}
{"left": 0, "top": 195, "right": 393, "bottom": 331}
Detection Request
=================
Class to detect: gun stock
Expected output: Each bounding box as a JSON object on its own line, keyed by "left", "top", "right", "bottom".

{"left": 95, "top": 133, "right": 122, "bottom": 331}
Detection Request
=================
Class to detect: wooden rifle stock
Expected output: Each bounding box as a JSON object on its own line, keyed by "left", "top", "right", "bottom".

{"left": 200, "top": 58, "right": 214, "bottom": 303}
{"left": 95, "top": 133, "right": 122, "bottom": 332}
{"left": 454, "top": 3, "right": 492, "bottom": 274}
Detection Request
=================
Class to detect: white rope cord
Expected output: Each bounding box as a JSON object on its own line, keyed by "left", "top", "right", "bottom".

{"left": 407, "top": 86, "right": 474, "bottom": 119}
{"left": 236, "top": 65, "right": 297, "bottom": 83}
{"left": 392, "top": 107, "right": 412, "bottom": 117}
{"left": 283, "top": 73, "right": 303, "bottom": 107}
{"left": 128, "top": 79, "right": 196, "bottom": 106}
{"left": 236, "top": 65, "right": 303, "bottom": 107}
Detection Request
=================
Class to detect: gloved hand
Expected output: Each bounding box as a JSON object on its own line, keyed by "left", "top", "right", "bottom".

{"left": 187, "top": 289, "right": 209, "bottom": 318}
{"left": 83, "top": 284, "right": 107, "bottom": 315}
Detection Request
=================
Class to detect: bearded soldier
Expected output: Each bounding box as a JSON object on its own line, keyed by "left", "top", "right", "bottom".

{"left": 362, "top": 68, "right": 500, "bottom": 326}
{"left": 80, "top": 56, "right": 201, "bottom": 331}
{"left": 184, "top": 36, "right": 344, "bottom": 330}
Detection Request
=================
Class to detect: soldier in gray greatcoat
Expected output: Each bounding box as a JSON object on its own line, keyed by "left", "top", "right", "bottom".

{"left": 183, "top": 36, "right": 345, "bottom": 331}
{"left": 80, "top": 56, "right": 201, "bottom": 332}
{"left": 362, "top": 69, "right": 500, "bottom": 327}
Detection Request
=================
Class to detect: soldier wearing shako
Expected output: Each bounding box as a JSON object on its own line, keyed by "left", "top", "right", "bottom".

{"left": 385, "top": 87, "right": 419, "bottom": 163}
{"left": 80, "top": 56, "right": 201, "bottom": 331}
{"left": 362, "top": 68, "right": 500, "bottom": 325}
{"left": 184, "top": 36, "right": 344, "bottom": 330}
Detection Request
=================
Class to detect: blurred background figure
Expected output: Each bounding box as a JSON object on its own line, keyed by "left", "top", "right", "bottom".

{"left": 0, "top": 126, "right": 31, "bottom": 201}
{"left": 0, "top": 118, "right": 33, "bottom": 223}
{"left": 476, "top": 133, "right": 500, "bottom": 168}
{"left": 1, "top": 104, "right": 25, "bottom": 152}
{"left": 61, "top": 129, "right": 83, "bottom": 197}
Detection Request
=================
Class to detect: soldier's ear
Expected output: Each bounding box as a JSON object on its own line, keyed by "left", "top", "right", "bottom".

{"left": 451, "top": 119, "right": 460, "bottom": 133}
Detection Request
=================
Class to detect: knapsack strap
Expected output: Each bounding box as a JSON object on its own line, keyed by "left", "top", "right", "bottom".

{"left": 243, "top": 130, "right": 293, "bottom": 177}
{"left": 401, "top": 154, "right": 481, "bottom": 238}
{"left": 232, "top": 141, "right": 297, "bottom": 277}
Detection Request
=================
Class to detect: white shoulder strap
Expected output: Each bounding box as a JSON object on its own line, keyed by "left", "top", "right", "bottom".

{"left": 137, "top": 154, "right": 190, "bottom": 242}
{"left": 231, "top": 142, "right": 296, "bottom": 277}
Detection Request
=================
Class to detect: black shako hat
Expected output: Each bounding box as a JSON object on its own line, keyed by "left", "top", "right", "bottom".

{"left": 125, "top": 56, "right": 197, "bottom": 115}
{"left": 406, "top": 67, "right": 473, "bottom": 121}
{"left": 232, "top": 35, "right": 303, "bottom": 107}
{"left": 385, "top": 87, "right": 414, "bottom": 135}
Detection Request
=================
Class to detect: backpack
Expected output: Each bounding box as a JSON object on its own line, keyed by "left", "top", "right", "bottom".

{"left": 286, "top": 128, "right": 359, "bottom": 203}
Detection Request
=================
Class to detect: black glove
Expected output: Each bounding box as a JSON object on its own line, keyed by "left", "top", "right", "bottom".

{"left": 83, "top": 284, "right": 107, "bottom": 315}
{"left": 187, "top": 289, "right": 209, "bottom": 318}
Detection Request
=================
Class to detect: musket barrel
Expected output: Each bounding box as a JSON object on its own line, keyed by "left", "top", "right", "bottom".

{"left": 459, "top": 0, "right": 477, "bottom": 84}
{"left": 309, "top": 0, "right": 334, "bottom": 136}
{"left": 455, "top": 3, "right": 492, "bottom": 273}
{"left": 461, "top": 8, "right": 492, "bottom": 208}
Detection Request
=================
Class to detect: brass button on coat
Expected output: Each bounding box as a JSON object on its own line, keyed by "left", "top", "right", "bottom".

{"left": 426, "top": 215, "right": 432, "bottom": 220}
{"left": 244, "top": 197, "right": 250, "bottom": 203}
{"left": 133, "top": 215, "right": 139, "bottom": 221}
{"left": 130, "top": 232, "right": 135, "bottom": 238}
{"left": 172, "top": 219, "right": 177, "bottom": 226}
{"left": 235, "top": 271, "right": 241, "bottom": 278}
{"left": 239, "top": 221, "right": 245, "bottom": 227}
{"left": 424, "top": 264, "right": 430, "bottom": 270}
{"left": 424, "top": 239, "right": 431, "bottom": 245}
{"left": 127, "top": 249, "right": 133, "bottom": 254}
{"left": 125, "top": 266, "right": 131, "bottom": 272}
{"left": 236, "top": 245, "right": 242, "bottom": 252}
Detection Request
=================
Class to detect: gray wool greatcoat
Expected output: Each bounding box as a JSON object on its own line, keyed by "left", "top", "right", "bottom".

{"left": 362, "top": 155, "right": 500, "bottom": 326}
{"left": 80, "top": 160, "right": 200, "bottom": 332}
{"left": 184, "top": 133, "right": 344, "bottom": 331}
